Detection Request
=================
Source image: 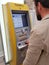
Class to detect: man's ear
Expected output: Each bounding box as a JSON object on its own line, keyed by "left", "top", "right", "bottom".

{"left": 37, "top": 2, "right": 42, "bottom": 13}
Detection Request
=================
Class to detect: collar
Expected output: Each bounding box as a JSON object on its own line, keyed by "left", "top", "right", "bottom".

{"left": 42, "top": 14, "right": 49, "bottom": 21}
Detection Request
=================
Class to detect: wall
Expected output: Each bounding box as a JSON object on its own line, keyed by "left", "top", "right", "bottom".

{"left": 0, "top": 0, "right": 24, "bottom": 4}
{"left": 24, "top": 0, "right": 34, "bottom": 10}
{"left": 0, "top": 26, "right": 3, "bottom": 57}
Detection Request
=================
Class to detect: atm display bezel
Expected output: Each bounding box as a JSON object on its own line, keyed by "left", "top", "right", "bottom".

{"left": 11, "top": 10, "right": 31, "bottom": 30}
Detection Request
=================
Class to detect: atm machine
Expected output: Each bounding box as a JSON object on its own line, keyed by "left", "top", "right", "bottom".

{"left": 2, "top": 2, "right": 31, "bottom": 65}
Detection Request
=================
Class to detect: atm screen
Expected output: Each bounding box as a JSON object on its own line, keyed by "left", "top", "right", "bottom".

{"left": 12, "top": 14, "right": 28, "bottom": 28}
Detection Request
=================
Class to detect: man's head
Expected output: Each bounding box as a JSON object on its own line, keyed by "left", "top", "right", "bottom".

{"left": 34, "top": 0, "right": 49, "bottom": 20}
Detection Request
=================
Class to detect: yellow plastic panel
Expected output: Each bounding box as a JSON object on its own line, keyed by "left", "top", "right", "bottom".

{"left": 3, "top": 2, "right": 31, "bottom": 65}
{"left": 5, "top": 4, "right": 17, "bottom": 65}
{"left": 7, "top": 2, "right": 29, "bottom": 11}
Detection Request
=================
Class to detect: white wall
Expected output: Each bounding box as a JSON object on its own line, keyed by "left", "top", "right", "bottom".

{"left": 0, "top": 0, "right": 24, "bottom": 4}
{"left": 29, "top": 10, "right": 37, "bottom": 27}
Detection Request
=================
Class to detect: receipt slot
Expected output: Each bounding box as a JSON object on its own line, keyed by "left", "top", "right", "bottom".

{"left": 2, "top": 3, "right": 31, "bottom": 65}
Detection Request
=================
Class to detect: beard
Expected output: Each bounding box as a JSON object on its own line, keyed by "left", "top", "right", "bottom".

{"left": 37, "top": 14, "right": 42, "bottom": 20}
{"left": 36, "top": 8, "right": 42, "bottom": 20}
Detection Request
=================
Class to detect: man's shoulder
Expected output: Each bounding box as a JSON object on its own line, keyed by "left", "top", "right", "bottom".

{"left": 31, "top": 19, "right": 49, "bottom": 35}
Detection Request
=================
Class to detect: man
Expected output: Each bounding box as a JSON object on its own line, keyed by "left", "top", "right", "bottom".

{"left": 23, "top": 0, "right": 49, "bottom": 65}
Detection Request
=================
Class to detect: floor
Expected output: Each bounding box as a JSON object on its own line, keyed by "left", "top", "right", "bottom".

{"left": 0, "top": 57, "right": 5, "bottom": 65}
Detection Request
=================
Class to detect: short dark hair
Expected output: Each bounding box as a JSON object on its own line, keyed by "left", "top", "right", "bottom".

{"left": 34, "top": 0, "right": 49, "bottom": 8}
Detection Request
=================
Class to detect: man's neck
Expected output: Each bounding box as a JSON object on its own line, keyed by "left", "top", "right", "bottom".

{"left": 41, "top": 9, "right": 49, "bottom": 19}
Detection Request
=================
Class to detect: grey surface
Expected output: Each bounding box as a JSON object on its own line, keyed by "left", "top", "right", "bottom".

{"left": 0, "top": 26, "right": 4, "bottom": 57}
{"left": 0, "top": 57, "right": 5, "bottom": 65}
{"left": 0, "top": 26, "right": 5, "bottom": 65}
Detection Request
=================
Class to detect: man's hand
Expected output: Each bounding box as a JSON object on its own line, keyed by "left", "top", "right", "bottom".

{"left": 25, "top": 40, "right": 29, "bottom": 45}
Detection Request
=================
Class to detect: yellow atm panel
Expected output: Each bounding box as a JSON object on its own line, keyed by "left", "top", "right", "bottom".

{"left": 2, "top": 2, "right": 31, "bottom": 65}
